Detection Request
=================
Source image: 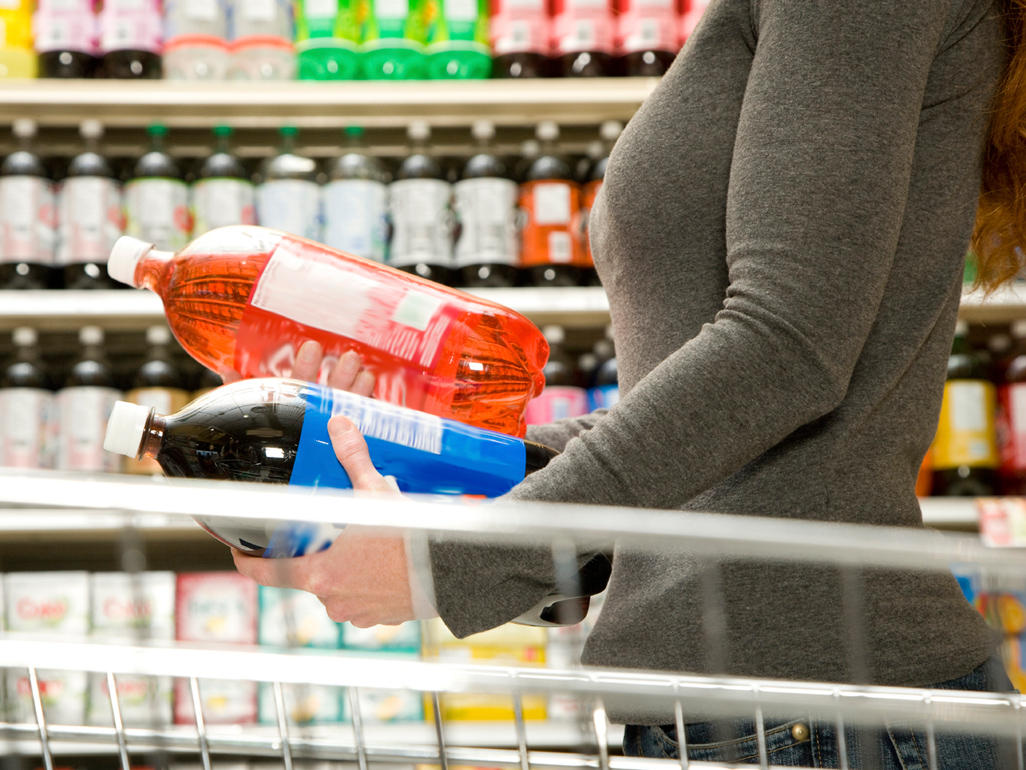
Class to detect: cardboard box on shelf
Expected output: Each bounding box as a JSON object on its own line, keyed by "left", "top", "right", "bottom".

{"left": 4, "top": 571, "right": 90, "bottom": 725}
{"left": 174, "top": 572, "right": 259, "bottom": 726}
{"left": 88, "top": 571, "right": 176, "bottom": 727}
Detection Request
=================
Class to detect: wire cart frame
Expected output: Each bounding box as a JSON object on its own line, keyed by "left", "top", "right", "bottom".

{"left": 0, "top": 469, "right": 1023, "bottom": 770}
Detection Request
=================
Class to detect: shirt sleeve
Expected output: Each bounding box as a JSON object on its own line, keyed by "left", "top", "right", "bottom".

{"left": 428, "top": 0, "right": 950, "bottom": 637}
{"left": 525, "top": 410, "right": 607, "bottom": 452}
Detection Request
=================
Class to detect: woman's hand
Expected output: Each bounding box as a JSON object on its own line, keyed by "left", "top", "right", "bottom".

{"left": 232, "top": 415, "right": 428, "bottom": 627}
{"left": 220, "top": 339, "right": 376, "bottom": 395}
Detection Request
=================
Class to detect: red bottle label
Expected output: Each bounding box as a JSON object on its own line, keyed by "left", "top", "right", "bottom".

{"left": 518, "top": 180, "right": 587, "bottom": 268}
{"left": 490, "top": 0, "right": 550, "bottom": 55}
{"left": 235, "top": 236, "right": 459, "bottom": 410}
{"left": 551, "top": 0, "right": 614, "bottom": 55}
{"left": 999, "top": 382, "right": 1026, "bottom": 472}
{"left": 614, "top": 0, "right": 676, "bottom": 55}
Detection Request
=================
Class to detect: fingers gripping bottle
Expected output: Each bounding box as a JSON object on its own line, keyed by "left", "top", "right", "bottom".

{"left": 106, "top": 225, "right": 549, "bottom": 436}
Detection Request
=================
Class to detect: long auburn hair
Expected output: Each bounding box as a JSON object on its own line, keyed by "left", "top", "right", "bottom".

{"left": 973, "top": 0, "right": 1026, "bottom": 290}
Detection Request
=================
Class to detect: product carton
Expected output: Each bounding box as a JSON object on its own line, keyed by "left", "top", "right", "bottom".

{"left": 174, "top": 572, "right": 259, "bottom": 725}
{"left": 4, "top": 572, "right": 90, "bottom": 725}
{"left": 421, "top": 620, "right": 547, "bottom": 721}
{"left": 88, "top": 572, "right": 176, "bottom": 726}
{"left": 257, "top": 586, "right": 345, "bottom": 725}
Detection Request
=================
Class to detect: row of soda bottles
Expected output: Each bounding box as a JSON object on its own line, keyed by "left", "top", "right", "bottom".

{"left": 0, "top": 0, "right": 710, "bottom": 81}
{"left": 0, "top": 569, "right": 579, "bottom": 729}
{"left": 0, "top": 118, "right": 619, "bottom": 291}
{"left": 0, "top": 321, "right": 616, "bottom": 473}
{"left": 921, "top": 319, "right": 1026, "bottom": 498}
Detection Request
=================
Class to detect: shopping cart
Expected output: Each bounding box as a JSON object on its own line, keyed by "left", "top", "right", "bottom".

{"left": 0, "top": 469, "right": 1023, "bottom": 770}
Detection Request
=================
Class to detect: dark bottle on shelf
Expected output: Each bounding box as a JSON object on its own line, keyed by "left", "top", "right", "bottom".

{"left": 551, "top": 0, "right": 615, "bottom": 76}
{"left": 55, "top": 325, "right": 122, "bottom": 472}
{"left": 581, "top": 120, "right": 622, "bottom": 286}
{"left": 999, "top": 321, "right": 1026, "bottom": 495}
{"left": 0, "top": 326, "right": 55, "bottom": 469}
{"left": 98, "top": 0, "right": 163, "bottom": 79}
{"left": 124, "top": 124, "right": 192, "bottom": 251}
{"left": 0, "top": 119, "right": 56, "bottom": 291}
{"left": 615, "top": 0, "right": 677, "bottom": 76}
{"left": 193, "top": 125, "right": 256, "bottom": 236}
{"left": 322, "top": 126, "right": 390, "bottom": 263}
{"left": 455, "top": 120, "right": 519, "bottom": 288}
{"left": 388, "top": 121, "right": 454, "bottom": 285}
{"left": 60, "top": 120, "right": 123, "bottom": 290}
{"left": 518, "top": 121, "right": 585, "bottom": 287}
{"left": 122, "top": 325, "right": 191, "bottom": 476}
{"left": 256, "top": 126, "right": 323, "bottom": 242}
{"left": 931, "top": 321, "right": 1000, "bottom": 496}
{"left": 35, "top": 0, "right": 100, "bottom": 78}
{"left": 490, "top": 0, "right": 552, "bottom": 78}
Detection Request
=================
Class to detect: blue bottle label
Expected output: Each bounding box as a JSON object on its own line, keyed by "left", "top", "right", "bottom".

{"left": 288, "top": 384, "right": 527, "bottom": 498}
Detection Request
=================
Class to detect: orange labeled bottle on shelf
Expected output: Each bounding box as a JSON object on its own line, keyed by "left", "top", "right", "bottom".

{"left": 106, "top": 225, "right": 549, "bottom": 437}
{"left": 518, "top": 121, "right": 587, "bottom": 287}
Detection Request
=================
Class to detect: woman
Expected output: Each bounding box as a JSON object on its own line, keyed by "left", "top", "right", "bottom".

{"left": 235, "top": 0, "right": 1026, "bottom": 765}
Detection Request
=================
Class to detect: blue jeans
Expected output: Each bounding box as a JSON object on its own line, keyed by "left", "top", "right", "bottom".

{"left": 622, "top": 656, "right": 1021, "bottom": 768}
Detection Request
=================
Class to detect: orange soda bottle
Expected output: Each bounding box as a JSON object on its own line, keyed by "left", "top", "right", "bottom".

{"left": 107, "top": 225, "right": 548, "bottom": 436}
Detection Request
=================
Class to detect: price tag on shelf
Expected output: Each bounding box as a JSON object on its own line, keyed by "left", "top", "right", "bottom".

{"left": 978, "top": 497, "right": 1026, "bottom": 547}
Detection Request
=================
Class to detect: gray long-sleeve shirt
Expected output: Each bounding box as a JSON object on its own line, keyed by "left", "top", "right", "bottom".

{"left": 429, "top": 0, "right": 1007, "bottom": 723}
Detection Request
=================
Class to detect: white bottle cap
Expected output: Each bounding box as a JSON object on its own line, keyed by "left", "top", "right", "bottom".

{"left": 80, "top": 119, "right": 103, "bottom": 140}
{"left": 520, "top": 139, "right": 540, "bottom": 158}
{"left": 11, "top": 326, "right": 37, "bottom": 347}
{"left": 408, "top": 120, "right": 431, "bottom": 142}
{"left": 12, "top": 119, "right": 36, "bottom": 140}
{"left": 541, "top": 325, "right": 565, "bottom": 345}
{"left": 536, "top": 121, "right": 559, "bottom": 142}
{"left": 79, "top": 325, "right": 104, "bottom": 346}
{"left": 471, "top": 119, "right": 495, "bottom": 142}
{"left": 146, "top": 325, "right": 171, "bottom": 346}
{"left": 599, "top": 120, "right": 623, "bottom": 142}
{"left": 108, "top": 236, "right": 156, "bottom": 287}
{"left": 104, "top": 401, "right": 154, "bottom": 459}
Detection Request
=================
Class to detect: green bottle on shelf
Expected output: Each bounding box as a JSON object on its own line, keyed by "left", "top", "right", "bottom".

{"left": 296, "top": 0, "right": 362, "bottom": 80}
{"left": 425, "top": 0, "right": 491, "bottom": 79}
{"left": 360, "top": 0, "right": 428, "bottom": 79}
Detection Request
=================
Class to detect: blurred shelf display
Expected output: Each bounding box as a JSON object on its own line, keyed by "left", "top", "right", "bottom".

{"left": 0, "top": 79, "right": 658, "bottom": 130}
{"left": 0, "top": 284, "right": 1024, "bottom": 333}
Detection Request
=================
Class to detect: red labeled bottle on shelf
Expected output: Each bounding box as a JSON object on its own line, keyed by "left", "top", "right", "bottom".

{"left": 998, "top": 320, "right": 1026, "bottom": 494}
{"left": 524, "top": 326, "right": 589, "bottom": 425}
{"left": 518, "top": 121, "right": 586, "bottom": 287}
{"left": 551, "top": 0, "right": 615, "bottom": 76}
{"left": 489, "top": 0, "right": 551, "bottom": 77}
{"left": 678, "top": 0, "right": 708, "bottom": 46}
{"left": 615, "top": 0, "right": 676, "bottom": 76}
{"left": 106, "top": 225, "right": 549, "bottom": 437}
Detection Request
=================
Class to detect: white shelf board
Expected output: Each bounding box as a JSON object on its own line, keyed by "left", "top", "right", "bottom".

{"left": 0, "top": 288, "right": 612, "bottom": 331}
{"left": 0, "top": 78, "right": 658, "bottom": 129}
{"left": 918, "top": 497, "right": 979, "bottom": 529}
{"left": 960, "top": 283, "right": 1026, "bottom": 324}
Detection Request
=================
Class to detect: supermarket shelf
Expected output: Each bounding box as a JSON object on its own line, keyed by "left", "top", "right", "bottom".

{"left": 0, "top": 288, "right": 613, "bottom": 331}
{"left": 960, "top": 282, "right": 1026, "bottom": 324}
{"left": 0, "top": 720, "right": 623, "bottom": 758}
{"left": 0, "top": 78, "right": 657, "bottom": 130}
{"left": 917, "top": 497, "right": 979, "bottom": 530}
